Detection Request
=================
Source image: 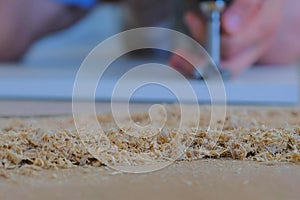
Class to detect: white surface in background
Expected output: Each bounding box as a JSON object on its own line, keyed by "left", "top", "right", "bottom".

{"left": 0, "top": 61, "right": 298, "bottom": 104}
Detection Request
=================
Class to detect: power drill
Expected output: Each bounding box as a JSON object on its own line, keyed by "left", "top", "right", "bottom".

{"left": 194, "top": 0, "right": 232, "bottom": 79}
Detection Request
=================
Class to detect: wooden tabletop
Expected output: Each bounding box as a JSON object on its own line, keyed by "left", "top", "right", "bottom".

{"left": 1, "top": 101, "right": 300, "bottom": 200}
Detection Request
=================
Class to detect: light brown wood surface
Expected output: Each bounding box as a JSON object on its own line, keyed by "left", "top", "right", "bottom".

{"left": 1, "top": 101, "right": 300, "bottom": 200}
{"left": 1, "top": 160, "right": 299, "bottom": 200}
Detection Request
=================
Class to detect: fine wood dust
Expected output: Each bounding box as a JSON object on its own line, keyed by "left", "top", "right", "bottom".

{"left": 0, "top": 106, "right": 299, "bottom": 172}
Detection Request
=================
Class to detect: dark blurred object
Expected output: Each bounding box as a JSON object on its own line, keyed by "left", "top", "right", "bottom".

{"left": 171, "top": 0, "right": 198, "bottom": 33}
{"left": 123, "top": 0, "right": 200, "bottom": 30}
{"left": 122, "top": 0, "right": 199, "bottom": 58}
{"left": 126, "top": 0, "right": 170, "bottom": 26}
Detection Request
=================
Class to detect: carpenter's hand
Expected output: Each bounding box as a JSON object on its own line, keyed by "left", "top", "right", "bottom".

{"left": 170, "top": 0, "right": 292, "bottom": 77}
{"left": 0, "top": 0, "right": 87, "bottom": 61}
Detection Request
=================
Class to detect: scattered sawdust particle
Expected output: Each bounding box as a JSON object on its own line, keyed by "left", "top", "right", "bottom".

{"left": 0, "top": 171, "right": 9, "bottom": 179}
{"left": 52, "top": 173, "right": 58, "bottom": 179}
{"left": 0, "top": 106, "right": 300, "bottom": 172}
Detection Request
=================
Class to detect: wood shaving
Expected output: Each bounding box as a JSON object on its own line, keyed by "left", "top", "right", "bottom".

{"left": 0, "top": 106, "right": 300, "bottom": 171}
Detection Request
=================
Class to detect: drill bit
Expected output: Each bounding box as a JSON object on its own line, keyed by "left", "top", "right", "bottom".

{"left": 194, "top": 0, "right": 231, "bottom": 80}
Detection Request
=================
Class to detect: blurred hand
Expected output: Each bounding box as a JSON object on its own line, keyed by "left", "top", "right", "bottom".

{"left": 0, "top": 0, "right": 87, "bottom": 61}
{"left": 170, "top": 0, "right": 300, "bottom": 77}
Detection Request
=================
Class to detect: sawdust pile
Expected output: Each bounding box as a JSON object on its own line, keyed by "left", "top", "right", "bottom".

{"left": 0, "top": 106, "right": 300, "bottom": 170}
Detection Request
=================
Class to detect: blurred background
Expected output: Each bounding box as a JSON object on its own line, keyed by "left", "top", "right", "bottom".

{"left": 23, "top": 1, "right": 195, "bottom": 65}
{"left": 0, "top": 1, "right": 298, "bottom": 105}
